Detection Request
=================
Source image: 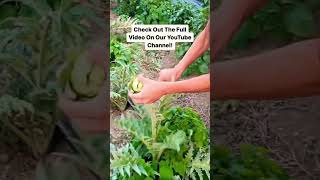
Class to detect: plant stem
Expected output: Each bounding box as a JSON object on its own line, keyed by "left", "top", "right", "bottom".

{"left": 157, "top": 148, "right": 164, "bottom": 161}
{"left": 38, "top": 17, "right": 50, "bottom": 88}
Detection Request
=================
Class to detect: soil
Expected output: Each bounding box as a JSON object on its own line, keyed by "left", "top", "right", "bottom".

{"left": 213, "top": 40, "right": 320, "bottom": 179}
{"left": 0, "top": 142, "right": 36, "bottom": 180}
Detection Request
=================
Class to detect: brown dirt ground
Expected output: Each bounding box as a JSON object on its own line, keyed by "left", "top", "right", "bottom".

{"left": 0, "top": 141, "right": 36, "bottom": 180}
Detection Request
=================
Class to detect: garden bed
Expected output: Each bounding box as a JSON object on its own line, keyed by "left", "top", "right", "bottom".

{"left": 213, "top": 43, "right": 320, "bottom": 180}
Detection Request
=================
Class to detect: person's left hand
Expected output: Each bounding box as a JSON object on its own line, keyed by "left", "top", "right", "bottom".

{"left": 128, "top": 74, "right": 167, "bottom": 104}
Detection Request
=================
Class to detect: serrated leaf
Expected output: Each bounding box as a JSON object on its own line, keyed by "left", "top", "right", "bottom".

{"left": 160, "top": 130, "right": 186, "bottom": 152}
{"left": 119, "top": 167, "right": 124, "bottom": 176}
{"left": 173, "top": 161, "right": 187, "bottom": 176}
{"left": 125, "top": 165, "right": 131, "bottom": 176}
{"left": 195, "top": 168, "right": 203, "bottom": 180}
{"left": 138, "top": 165, "right": 148, "bottom": 176}
{"left": 132, "top": 164, "right": 141, "bottom": 176}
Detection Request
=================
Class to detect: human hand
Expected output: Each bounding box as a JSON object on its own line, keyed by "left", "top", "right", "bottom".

{"left": 129, "top": 74, "right": 167, "bottom": 104}
{"left": 58, "top": 83, "right": 107, "bottom": 133}
{"left": 158, "top": 67, "right": 183, "bottom": 82}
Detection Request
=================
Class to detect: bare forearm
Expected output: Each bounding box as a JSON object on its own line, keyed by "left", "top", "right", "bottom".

{"left": 212, "top": 0, "right": 269, "bottom": 58}
{"left": 175, "top": 21, "right": 210, "bottom": 71}
{"left": 163, "top": 74, "right": 210, "bottom": 94}
{"left": 212, "top": 39, "right": 320, "bottom": 100}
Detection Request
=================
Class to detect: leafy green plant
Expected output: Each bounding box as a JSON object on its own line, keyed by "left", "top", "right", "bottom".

{"left": 110, "top": 38, "right": 133, "bottom": 64}
{"left": 110, "top": 26, "right": 146, "bottom": 111}
{"left": 0, "top": 94, "right": 55, "bottom": 156}
{"left": 114, "top": 0, "right": 207, "bottom": 26}
{"left": 0, "top": 0, "right": 104, "bottom": 100}
{"left": 161, "top": 107, "right": 208, "bottom": 149}
{"left": 176, "top": 42, "right": 210, "bottom": 77}
{"left": 136, "top": 0, "right": 174, "bottom": 24}
{"left": 0, "top": 0, "right": 104, "bottom": 156}
{"left": 185, "top": 145, "right": 210, "bottom": 180}
{"left": 113, "top": 0, "right": 141, "bottom": 18}
{"left": 110, "top": 60, "right": 139, "bottom": 111}
{"left": 111, "top": 96, "right": 210, "bottom": 179}
{"left": 111, "top": 15, "right": 140, "bottom": 35}
{"left": 179, "top": 50, "right": 210, "bottom": 77}
{"left": 110, "top": 39, "right": 144, "bottom": 111}
{"left": 212, "top": 144, "right": 290, "bottom": 179}
{"left": 229, "top": 0, "right": 318, "bottom": 49}
{"left": 115, "top": 0, "right": 173, "bottom": 24}
{"left": 110, "top": 143, "right": 159, "bottom": 179}
{"left": 168, "top": 2, "right": 196, "bottom": 25}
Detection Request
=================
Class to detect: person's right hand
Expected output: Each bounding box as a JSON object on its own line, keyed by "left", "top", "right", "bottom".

{"left": 158, "top": 67, "right": 183, "bottom": 82}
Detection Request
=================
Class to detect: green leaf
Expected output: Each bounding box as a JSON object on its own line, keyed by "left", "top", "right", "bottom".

{"left": 173, "top": 160, "right": 187, "bottom": 176}
{"left": 124, "top": 165, "right": 131, "bottom": 177}
{"left": 159, "top": 161, "right": 173, "bottom": 180}
{"left": 161, "top": 107, "right": 208, "bottom": 149}
{"left": 119, "top": 167, "right": 125, "bottom": 176}
{"left": 161, "top": 130, "right": 186, "bottom": 152}
{"left": 132, "top": 164, "right": 142, "bottom": 176}
{"left": 0, "top": 4, "right": 17, "bottom": 20}
{"left": 230, "top": 20, "right": 260, "bottom": 49}
{"left": 0, "top": 0, "right": 51, "bottom": 17}
{"left": 198, "top": 63, "right": 208, "bottom": 74}
{"left": 153, "top": 130, "right": 187, "bottom": 161}
{"left": 138, "top": 165, "right": 148, "bottom": 176}
{"left": 0, "top": 53, "right": 34, "bottom": 87}
{"left": 284, "top": 4, "right": 315, "bottom": 37}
